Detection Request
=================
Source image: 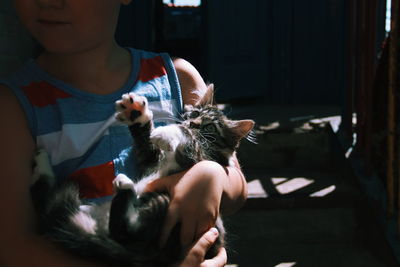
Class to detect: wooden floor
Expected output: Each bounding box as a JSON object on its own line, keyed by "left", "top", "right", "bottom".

{"left": 222, "top": 105, "right": 399, "bottom": 267}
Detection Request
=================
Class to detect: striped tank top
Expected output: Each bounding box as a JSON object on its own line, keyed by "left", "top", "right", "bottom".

{"left": 0, "top": 48, "right": 183, "bottom": 203}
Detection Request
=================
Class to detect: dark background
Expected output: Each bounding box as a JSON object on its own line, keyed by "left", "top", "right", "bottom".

{"left": 115, "top": 0, "right": 373, "bottom": 105}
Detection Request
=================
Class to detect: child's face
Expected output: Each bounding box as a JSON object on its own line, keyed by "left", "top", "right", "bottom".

{"left": 14, "top": 0, "right": 124, "bottom": 54}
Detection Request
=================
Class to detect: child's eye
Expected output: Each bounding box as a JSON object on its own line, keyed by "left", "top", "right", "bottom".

{"left": 190, "top": 110, "right": 200, "bottom": 118}
{"left": 203, "top": 123, "right": 217, "bottom": 133}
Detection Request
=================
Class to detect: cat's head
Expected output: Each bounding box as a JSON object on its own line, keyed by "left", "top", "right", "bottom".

{"left": 182, "top": 84, "right": 255, "bottom": 163}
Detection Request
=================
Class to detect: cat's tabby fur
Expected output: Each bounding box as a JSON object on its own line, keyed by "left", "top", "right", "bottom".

{"left": 30, "top": 85, "right": 254, "bottom": 267}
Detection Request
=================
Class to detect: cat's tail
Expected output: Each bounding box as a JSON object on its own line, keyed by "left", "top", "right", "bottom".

{"left": 46, "top": 224, "right": 138, "bottom": 266}
{"left": 37, "top": 182, "right": 145, "bottom": 266}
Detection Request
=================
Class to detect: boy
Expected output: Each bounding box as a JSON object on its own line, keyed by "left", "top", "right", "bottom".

{"left": 0, "top": 0, "right": 247, "bottom": 266}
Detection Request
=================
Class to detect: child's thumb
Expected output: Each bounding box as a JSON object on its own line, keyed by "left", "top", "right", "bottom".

{"left": 190, "top": 228, "right": 219, "bottom": 257}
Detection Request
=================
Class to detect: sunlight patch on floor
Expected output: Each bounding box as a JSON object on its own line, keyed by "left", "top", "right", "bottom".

{"left": 259, "top": 121, "right": 280, "bottom": 131}
{"left": 247, "top": 177, "right": 337, "bottom": 198}
{"left": 275, "top": 177, "right": 314, "bottom": 194}
{"left": 345, "top": 113, "right": 357, "bottom": 158}
{"left": 271, "top": 177, "right": 289, "bottom": 185}
{"left": 227, "top": 262, "right": 297, "bottom": 267}
{"left": 275, "top": 262, "right": 297, "bottom": 267}
{"left": 310, "top": 185, "right": 336, "bottom": 197}
{"left": 310, "top": 115, "right": 341, "bottom": 132}
{"left": 247, "top": 179, "right": 268, "bottom": 198}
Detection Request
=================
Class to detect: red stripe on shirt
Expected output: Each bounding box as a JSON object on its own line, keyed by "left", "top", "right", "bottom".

{"left": 21, "top": 81, "right": 72, "bottom": 107}
{"left": 138, "top": 56, "right": 167, "bottom": 82}
{"left": 69, "top": 161, "right": 115, "bottom": 199}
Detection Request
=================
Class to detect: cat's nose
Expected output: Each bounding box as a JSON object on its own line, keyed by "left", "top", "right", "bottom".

{"left": 190, "top": 121, "right": 200, "bottom": 128}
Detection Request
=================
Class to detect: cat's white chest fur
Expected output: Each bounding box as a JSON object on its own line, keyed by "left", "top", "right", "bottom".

{"left": 150, "top": 124, "right": 186, "bottom": 153}
{"left": 134, "top": 124, "right": 187, "bottom": 194}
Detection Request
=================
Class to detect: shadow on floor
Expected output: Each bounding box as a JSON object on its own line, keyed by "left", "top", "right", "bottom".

{"left": 223, "top": 104, "right": 399, "bottom": 267}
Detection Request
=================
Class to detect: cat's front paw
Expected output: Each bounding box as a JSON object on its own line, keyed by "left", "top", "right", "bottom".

{"left": 115, "top": 93, "right": 153, "bottom": 126}
{"left": 113, "top": 174, "right": 134, "bottom": 191}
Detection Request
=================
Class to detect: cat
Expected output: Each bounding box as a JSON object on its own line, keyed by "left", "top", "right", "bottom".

{"left": 30, "top": 84, "right": 255, "bottom": 267}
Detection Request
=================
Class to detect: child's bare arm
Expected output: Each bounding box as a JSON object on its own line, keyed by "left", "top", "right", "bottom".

{"left": 220, "top": 153, "right": 248, "bottom": 215}
{"left": 0, "top": 85, "right": 103, "bottom": 267}
{"left": 174, "top": 57, "right": 248, "bottom": 214}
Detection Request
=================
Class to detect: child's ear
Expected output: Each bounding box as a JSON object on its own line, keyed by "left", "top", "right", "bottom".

{"left": 195, "top": 83, "right": 215, "bottom": 106}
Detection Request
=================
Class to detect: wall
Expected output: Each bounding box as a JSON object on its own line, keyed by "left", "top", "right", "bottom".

{"left": 206, "top": 0, "right": 346, "bottom": 105}
{"left": 115, "top": 0, "right": 155, "bottom": 51}
{"left": 114, "top": 0, "right": 348, "bottom": 105}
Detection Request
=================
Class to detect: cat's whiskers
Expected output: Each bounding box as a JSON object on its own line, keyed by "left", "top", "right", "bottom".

{"left": 153, "top": 115, "right": 183, "bottom": 124}
{"left": 172, "top": 105, "right": 186, "bottom": 121}
{"left": 246, "top": 130, "right": 258, "bottom": 144}
{"left": 200, "top": 133, "right": 217, "bottom": 144}
{"left": 171, "top": 113, "right": 184, "bottom": 122}
{"left": 167, "top": 112, "right": 184, "bottom": 122}
{"left": 195, "top": 132, "right": 211, "bottom": 148}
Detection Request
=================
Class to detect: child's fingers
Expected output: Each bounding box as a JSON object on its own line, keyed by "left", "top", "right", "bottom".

{"left": 169, "top": 228, "right": 221, "bottom": 267}
{"left": 159, "top": 204, "right": 179, "bottom": 248}
{"left": 201, "top": 247, "right": 227, "bottom": 267}
{"left": 143, "top": 175, "right": 176, "bottom": 247}
{"left": 183, "top": 216, "right": 214, "bottom": 248}
{"left": 187, "top": 228, "right": 220, "bottom": 263}
{"left": 180, "top": 219, "right": 197, "bottom": 247}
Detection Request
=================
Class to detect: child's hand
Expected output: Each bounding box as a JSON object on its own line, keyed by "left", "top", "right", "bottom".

{"left": 144, "top": 161, "right": 228, "bottom": 247}
{"left": 171, "top": 228, "right": 227, "bottom": 267}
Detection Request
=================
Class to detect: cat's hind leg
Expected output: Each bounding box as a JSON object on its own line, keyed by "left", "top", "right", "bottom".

{"left": 112, "top": 173, "right": 135, "bottom": 191}
{"left": 30, "top": 149, "right": 56, "bottom": 217}
{"left": 30, "top": 149, "right": 82, "bottom": 236}
{"left": 110, "top": 174, "right": 169, "bottom": 243}
{"left": 109, "top": 174, "right": 138, "bottom": 242}
{"left": 31, "top": 148, "right": 55, "bottom": 186}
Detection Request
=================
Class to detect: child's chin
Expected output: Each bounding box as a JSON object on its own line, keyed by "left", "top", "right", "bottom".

{"left": 36, "top": 38, "right": 89, "bottom": 56}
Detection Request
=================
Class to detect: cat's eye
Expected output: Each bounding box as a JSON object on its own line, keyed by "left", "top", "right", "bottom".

{"left": 203, "top": 123, "right": 217, "bottom": 133}
{"left": 190, "top": 110, "right": 200, "bottom": 118}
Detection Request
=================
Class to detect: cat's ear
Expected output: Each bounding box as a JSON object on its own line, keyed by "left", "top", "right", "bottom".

{"left": 229, "top": 119, "right": 256, "bottom": 143}
{"left": 195, "top": 83, "right": 215, "bottom": 106}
